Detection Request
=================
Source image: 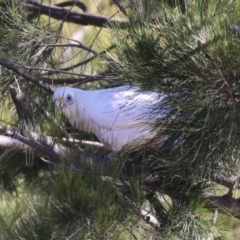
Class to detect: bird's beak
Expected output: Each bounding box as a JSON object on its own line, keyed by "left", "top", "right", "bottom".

{"left": 53, "top": 95, "right": 67, "bottom": 109}
{"left": 61, "top": 97, "right": 67, "bottom": 108}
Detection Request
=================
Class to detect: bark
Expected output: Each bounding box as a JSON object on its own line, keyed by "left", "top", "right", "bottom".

{"left": 22, "top": 0, "right": 129, "bottom": 28}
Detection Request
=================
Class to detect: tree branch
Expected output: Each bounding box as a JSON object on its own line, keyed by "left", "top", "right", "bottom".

{"left": 112, "top": 0, "right": 128, "bottom": 16}
{"left": 0, "top": 135, "right": 26, "bottom": 150}
{"left": 202, "top": 192, "right": 240, "bottom": 219}
{"left": 22, "top": 0, "right": 129, "bottom": 28}
{"left": 0, "top": 124, "right": 106, "bottom": 162}
{"left": 54, "top": 1, "right": 88, "bottom": 13}
{"left": 44, "top": 43, "right": 97, "bottom": 54}
{"left": 0, "top": 57, "right": 54, "bottom": 93}
{"left": 9, "top": 84, "right": 33, "bottom": 125}
{"left": 204, "top": 169, "right": 240, "bottom": 191}
{"left": 54, "top": 44, "right": 116, "bottom": 72}
{"left": 46, "top": 75, "right": 117, "bottom": 85}
{"left": 0, "top": 125, "right": 60, "bottom": 160}
{"left": 1, "top": 121, "right": 239, "bottom": 223}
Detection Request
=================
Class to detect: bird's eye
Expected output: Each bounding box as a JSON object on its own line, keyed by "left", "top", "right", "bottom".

{"left": 66, "top": 94, "right": 74, "bottom": 105}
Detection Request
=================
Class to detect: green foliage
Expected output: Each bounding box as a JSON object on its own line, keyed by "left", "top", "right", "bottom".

{"left": 0, "top": 0, "right": 239, "bottom": 239}
{"left": 0, "top": 164, "right": 131, "bottom": 240}
{"left": 0, "top": 1, "right": 57, "bottom": 133}
{"left": 113, "top": 0, "right": 240, "bottom": 179}
{"left": 109, "top": 0, "right": 240, "bottom": 238}
{"left": 0, "top": 150, "right": 47, "bottom": 193}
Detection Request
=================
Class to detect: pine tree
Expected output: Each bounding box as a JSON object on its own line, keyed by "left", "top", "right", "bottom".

{"left": 0, "top": 0, "right": 239, "bottom": 239}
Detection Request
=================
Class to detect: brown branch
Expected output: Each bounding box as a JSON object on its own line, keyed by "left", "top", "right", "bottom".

{"left": 0, "top": 124, "right": 106, "bottom": 162}
{"left": 61, "top": 138, "right": 105, "bottom": 149}
{"left": 204, "top": 169, "right": 240, "bottom": 190}
{"left": 112, "top": 0, "right": 128, "bottom": 16}
{"left": 0, "top": 135, "right": 26, "bottom": 150}
{"left": 1, "top": 122, "right": 240, "bottom": 222}
{"left": 0, "top": 134, "right": 64, "bottom": 162}
{"left": 0, "top": 57, "right": 54, "bottom": 93}
{"left": 0, "top": 125, "right": 60, "bottom": 160}
{"left": 27, "top": 130, "right": 105, "bottom": 150}
{"left": 21, "top": 44, "right": 116, "bottom": 76}
{"left": 49, "top": 76, "right": 117, "bottom": 85}
{"left": 3, "top": 60, "right": 114, "bottom": 83}
{"left": 55, "top": 1, "right": 88, "bottom": 13}
{"left": 22, "top": 65, "right": 88, "bottom": 76}
{"left": 23, "top": 0, "right": 129, "bottom": 28}
{"left": 202, "top": 192, "right": 240, "bottom": 219}
{"left": 200, "top": 169, "right": 240, "bottom": 219}
{"left": 44, "top": 43, "right": 97, "bottom": 54}
{"left": 54, "top": 44, "right": 117, "bottom": 72}
{"left": 202, "top": 168, "right": 240, "bottom": 198}
{"left": 9, "top": 85, "right": 31, "bottom": 124}
{"left": 143, "top": 168, "right": 240, "bottom": 220}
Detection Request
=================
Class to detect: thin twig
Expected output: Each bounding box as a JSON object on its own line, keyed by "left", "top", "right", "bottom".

{"left": 44, "top": 43, "right": 97, "bottom": 54}
{"left": 204, "top": 47, "right": 234, "bottom": 100}
{"left": 59, "top": 44, "right": 116, "bottom": 72}
{"left": 65, "top": 225, "right": 85, "bottom": 240}
{"left": 0, "top": 57, "right": 54, "bottom": 93}
{"left": 22, "top": 65, "right": 90, "bottom": 76}
{"left": 112, "top": 0, "right": 128, "bottom": 16}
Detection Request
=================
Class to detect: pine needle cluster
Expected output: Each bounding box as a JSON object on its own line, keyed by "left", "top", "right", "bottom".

{"left": 113, "top": 0, "right": 240, "bottom": 180}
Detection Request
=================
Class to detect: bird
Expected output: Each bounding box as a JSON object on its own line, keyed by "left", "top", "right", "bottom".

{"left": 53, "top": 85, "right": 169, "bottom": 152}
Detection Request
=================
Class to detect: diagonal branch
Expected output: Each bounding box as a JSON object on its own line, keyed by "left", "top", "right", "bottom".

{"left": 0, "top": 135, "right": 26, "bottom": 150}
{"left": 44, "top": 43, "right": 97, "bottom": 54}
{"left": 1, "top": 122, "right": 240, "bottom": 222}
{"left": 0, "top": 57, "right": 54, "bottom": 93}
{"left": 0, "top": 125, "right": 60, "bottom": 160}
{"left": 202, "top": 192, "right": 240, "bottom": 219}
{"left": 0, "top": 124, "right": 105, "bottom": 161}
{"left": 22, "top": 0, "right": 129, "bottom": 28}
{"left": 53, "top": 44, "right": 117, "bottom": 72}
{"left": 204, "top": 169, "right": 240, "bottom": 191}
{"left": 112, "top": 0, "right": 128, "bottom": 16}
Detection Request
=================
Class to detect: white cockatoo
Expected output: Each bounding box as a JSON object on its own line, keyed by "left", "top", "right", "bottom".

{"left": 53, "top": 85, "right": 168, "bottom": 152}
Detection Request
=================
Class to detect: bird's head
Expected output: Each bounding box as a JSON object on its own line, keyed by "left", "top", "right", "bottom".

{"left": 53, "top": 87, "right": 76, "bottom": 118}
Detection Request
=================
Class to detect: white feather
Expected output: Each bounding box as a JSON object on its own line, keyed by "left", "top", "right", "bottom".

{"left": 53, "top": 85, "right": 168, "bottom": 152}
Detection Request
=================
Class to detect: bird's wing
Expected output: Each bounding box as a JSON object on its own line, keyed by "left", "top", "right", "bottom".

{"left": 80, "top": 86, "right": 167, "bottom": 130}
